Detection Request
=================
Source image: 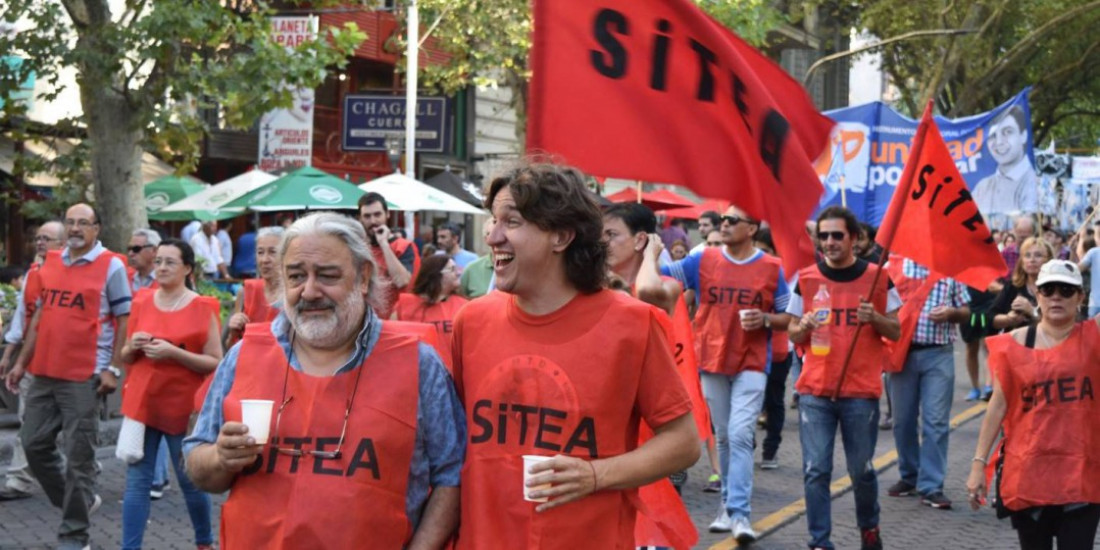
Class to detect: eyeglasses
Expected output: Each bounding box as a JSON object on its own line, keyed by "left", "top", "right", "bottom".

{"left": 63, "top": 219, "right": 98, "bottom": 229}
{"left": 1038, "top": 283, "right": 1080, "bottom": 298}
{"left": 128, "top": 245, "right": 154, "bottom": 254}
{"left": 818, "top": 231, "right": 848, "bottom": 242}
{"left": 722, "top": 215, "right": 752, "bottom": 226}
{"left": 270, "top": 322, "right": 369, "bottom": 459}
{"left": 152, "top": 258, "right": 181, "bottom": 267}
{"left": 33, "top": 236, "right": 60, "bottom": 243}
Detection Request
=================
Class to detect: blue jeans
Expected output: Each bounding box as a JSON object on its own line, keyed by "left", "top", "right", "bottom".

{"left": 701, "top": 370, "right": 766, "bottom": 520}
{"left": 890, "top": 344, "right": 955, "bottom": 494}
{"left": 152, "top": 439, "right": 170, "bottom": 487}
{"left": 122, "top": 428, "right": 213, "bottom": 550}
{"left": 799, "top": 394, "right": 880, "bottom": 550}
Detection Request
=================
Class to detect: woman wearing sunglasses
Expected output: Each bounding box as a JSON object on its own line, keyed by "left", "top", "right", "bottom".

{"left": 119, "top": 239, "right": 223, "bottom": 550}
{"left": 967, "top": 260, "right": 1100, "bottom": 549}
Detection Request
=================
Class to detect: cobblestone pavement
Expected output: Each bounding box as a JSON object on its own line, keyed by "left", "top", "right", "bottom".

{"left": 0, "top": 344, "right": 1078, "bottom": 549}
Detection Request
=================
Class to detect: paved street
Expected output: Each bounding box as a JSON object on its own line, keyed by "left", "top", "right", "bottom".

{"left": 0, "top": 343, "right": 1078, "bottom": 548}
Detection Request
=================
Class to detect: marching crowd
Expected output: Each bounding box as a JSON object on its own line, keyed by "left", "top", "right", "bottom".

{"left": 0, "top": 161, "right": 1098, "bottom": 550}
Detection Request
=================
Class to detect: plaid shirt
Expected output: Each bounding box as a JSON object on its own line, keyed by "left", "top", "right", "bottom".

{"left": 904, "top": 260, "right": 971, "bottom": 345}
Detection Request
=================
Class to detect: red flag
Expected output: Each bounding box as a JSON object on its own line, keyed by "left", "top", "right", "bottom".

{"left": 881, "top": 257, "right": 943, "bottom": 373}
{"left": 875, "top": 103, "right": 1007, "bottom": 289}
{"left": 528, "top": 0, "right": 832, "bottom": 276}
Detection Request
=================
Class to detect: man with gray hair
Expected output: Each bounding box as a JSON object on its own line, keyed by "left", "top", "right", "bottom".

{"left": 128, "top": 228, "right": 161, "bottom": 291}
{"left": 185, "top": 212, "right": 466, "bottom": 549}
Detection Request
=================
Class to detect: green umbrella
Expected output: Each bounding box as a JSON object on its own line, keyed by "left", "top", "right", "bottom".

{"left": 146, "top": 175, "right": 236, "bottom": 221}
{"left": 220, "top": 166, "right": 367, "bottom": 212}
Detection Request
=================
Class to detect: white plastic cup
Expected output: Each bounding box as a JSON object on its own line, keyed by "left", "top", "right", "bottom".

{"left": 522, "top": 455, "right": 553, "bottom": 503}
{"left": 739, "top": 309, "right": 757, "bottom": 327}
{"left": 240, "top": 399, "right": 275, "bottom": 444}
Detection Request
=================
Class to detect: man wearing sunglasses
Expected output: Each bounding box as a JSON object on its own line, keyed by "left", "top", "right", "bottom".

{"left": 662, "top": 205, "right": 789, "bottom": 543}
{"left": 128, "top": 228, "right": 161, "bottom": 291}
{"left": 784, "top": 206, "right": 902, "bottom": 550}
{"left": 0, "top": 220, "right": 65, "bottom": 503}
{"left": 185, "top": 212, "right": 466, "bottom": 549}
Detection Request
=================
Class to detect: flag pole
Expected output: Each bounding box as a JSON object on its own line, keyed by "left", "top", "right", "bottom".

{"left": 829, "top": 101, "right": 933, "bottom": 401}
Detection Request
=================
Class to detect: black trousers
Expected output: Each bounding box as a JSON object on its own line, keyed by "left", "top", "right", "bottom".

{"left": 761, "top": 354, "right": 792, "bottom": 458}
{"left": 1011, "top": 504, "right": 1100, "bottom": 550}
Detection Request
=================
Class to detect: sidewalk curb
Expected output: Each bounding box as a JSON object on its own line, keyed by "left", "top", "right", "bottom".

{"left": 708, "top": 402, "right": 989, "bottom": 549}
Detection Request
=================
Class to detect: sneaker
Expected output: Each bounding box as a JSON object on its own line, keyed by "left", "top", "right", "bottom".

{"left": 151, "top": 481, "right": 171, "bottom": 500}
{"left": 703, "top": 473, "right": 721, "bottom": 493}
{"left": 981, "top": 385, "right": 993, "bottom": 401}
{"left": 708, "top": 508, "right": 732, "bottom": 533}
{"left": 921, "top": 491, "right": 953, "bottom": 509}
{"left": 88, "top": 494, "right": 102, "bottom": 515}
{"left": 965, "top": 388, "right": 981, "bottom": 401}
{"left": 790, "top": 394, "right": 800, "bottom": 409}
{"left": 0, "top": 486, "right": 33, "bottom": 501}
{"left": 760, "top": 455, "right": 779, "bottom": 470}
{"left": 878, "top": 414, "right": 893, "bottom": 430}
{"left": 886, "top": 480, "right": 918, "bottom": 497}
{"left": 731, "top": 516, "right": 757, "bottom": 544}
{"left": 861, "top": 526, "right": 883, "bottom": 550}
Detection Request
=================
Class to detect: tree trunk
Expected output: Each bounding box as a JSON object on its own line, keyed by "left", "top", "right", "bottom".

{"left": 80, "top": 85, "right": 146, "bottom": 253}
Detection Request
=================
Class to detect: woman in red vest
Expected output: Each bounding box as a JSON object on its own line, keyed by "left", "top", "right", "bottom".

{"left": 392, "top": 254, "right": 468, "bottom": 367}
{"left": 119, "top": 239, "right": 223, "bottom": 550}
{"left": 226, "top": 227, "right": 284, "bottom": 346}
{"left": 968, "top": 259, "right": 1100, "bottom": 549}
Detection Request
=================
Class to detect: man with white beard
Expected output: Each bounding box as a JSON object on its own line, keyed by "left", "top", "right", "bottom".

{"left": 184, "top": 212, "right": 466, "bottom": 549}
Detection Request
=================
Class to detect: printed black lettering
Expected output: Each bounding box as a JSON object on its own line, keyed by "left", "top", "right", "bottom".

{"left": 313, "top": 437, "right": 343, "bottom": 476}
{"left": 928, "top": 183, "right": 944, "bottom": 209}
{"left": 942, "top": 187, "right": 970, "bottom": 217}
{"left": 673, "top": 343, "right": 685, "bottom": 365}
{"left": 497, "top": 402, "right": 508, "bottom": 444}
{"left": 514, "top": 404, "right": 538, "bottom": 445}
{"left": 650, "top": 19, "right": 672, "bottom": 91}
{"left": 470, "top": 400, "right": 493, "bottom": 444}
{"left": 563, "top": 417, "right": 599, "bottom": 458}
{"left": 730, "top": 71, "right": 750, "bottom": 132}
{"left": 243, "top": 451, "right": 264, "bottom": 476}
{"left": 759, "top": 109, "right": 789, "bottom": 180}
{"left": 1057, "top": 377, "right": 1077, "bottom": 403}
{"left": 689, "top": 39, "right": 717, "bottom": 101}
{"left": 1039, "top": 379, "right": 1055, "bottom": 405}
{"left": 1021, "top": 386, "right": 1034, "bottom": 413}
{"left": 912, "top": 165, "right": 933, "bottom": 200}
{"left": 1082, "top": 376, "right": 1094, "bottom": 401}
{"left": 346, "top": 438, "right": 381, "bottom": 479}
{"left": 283, "top": 437, "right": 310, "bottom": 473}
{"left": 591, "top": 9, "right": 629, "bottom": 78}
{"left": 535, "top": 408, "right": 566, "bottom": 452}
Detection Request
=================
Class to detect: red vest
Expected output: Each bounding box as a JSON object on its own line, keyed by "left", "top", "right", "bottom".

{"left": 28, "top": 250, "right": 113, "bottom": 380}
{"left": 393, "top": 293, "right": 467, "bottom": 368}
{"left": 660, "top": 286, "right": 710, "bottom": 441}
{"left": 21, "top": 261, "right": 42, "bottom": 329}
{"left": 384, "top": 319, "right": 448, "bottom": 371}
{"left": 372, "top": 238, "right": 421, "bottom": 318}
{"left": 452, "top": 291, "right": 691, "bottom": 550}
{"left": 986, "top": 323, "right": 1100, "bottom": 511}
{"left": 693, "top": 249, "right": 782, "bottom": 375}
{"left": 121, "top": 291, "right": 220, "bottom": 434}
{"left": 242, "top": 279, "right": 280, "bottom": 323}
{"left": 794, "top": 262, "right": 889, "bottom": 399}
{"left": 220, "top": 323, "right": 420, "bottom": 549}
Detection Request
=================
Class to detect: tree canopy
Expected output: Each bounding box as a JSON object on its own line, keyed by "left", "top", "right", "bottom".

{"left": 801, "top": 0, "right": 1100, "bottom": 147}
{"left": 0, "top": 0, "right": 364, "bottom": 248}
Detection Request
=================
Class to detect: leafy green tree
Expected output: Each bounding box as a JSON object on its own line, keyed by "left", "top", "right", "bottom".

{"left": 0, "top": 1, "right": 364, "bottom": 250}
{"left": 801, "top": 0, "right": 1100, "bottom": 147}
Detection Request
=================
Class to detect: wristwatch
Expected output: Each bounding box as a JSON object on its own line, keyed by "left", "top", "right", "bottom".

{"left": 763, "top": 315, "right": 772, "bottom": 329}
{"left": 105, "top": 366, "right": 122, "bottom": 377}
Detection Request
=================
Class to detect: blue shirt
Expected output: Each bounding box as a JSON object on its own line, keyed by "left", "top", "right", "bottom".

{"left": 183, "top": 310, "right": 467, "bottom": 529}
{"left": 451, "top": 248, "right": 479, "bottom": 269}
{"left": 232, "top": 232, "right": 257, "bottom": 275}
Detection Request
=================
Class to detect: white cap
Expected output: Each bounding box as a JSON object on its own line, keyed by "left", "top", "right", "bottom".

{"left": 1036, "top": 259, "right": 1083, "bottom": 288}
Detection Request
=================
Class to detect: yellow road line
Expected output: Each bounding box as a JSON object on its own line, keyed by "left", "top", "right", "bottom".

{"left": 707, "top": 402, "right": 988, "bottom": 549}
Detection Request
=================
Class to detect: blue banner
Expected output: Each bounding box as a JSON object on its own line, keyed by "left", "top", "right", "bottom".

{"left": 342, "top": 95, "right": 450, "bottom": 153}
{"left": 817, "top": 89, "right": 1035, "bottom": 230}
